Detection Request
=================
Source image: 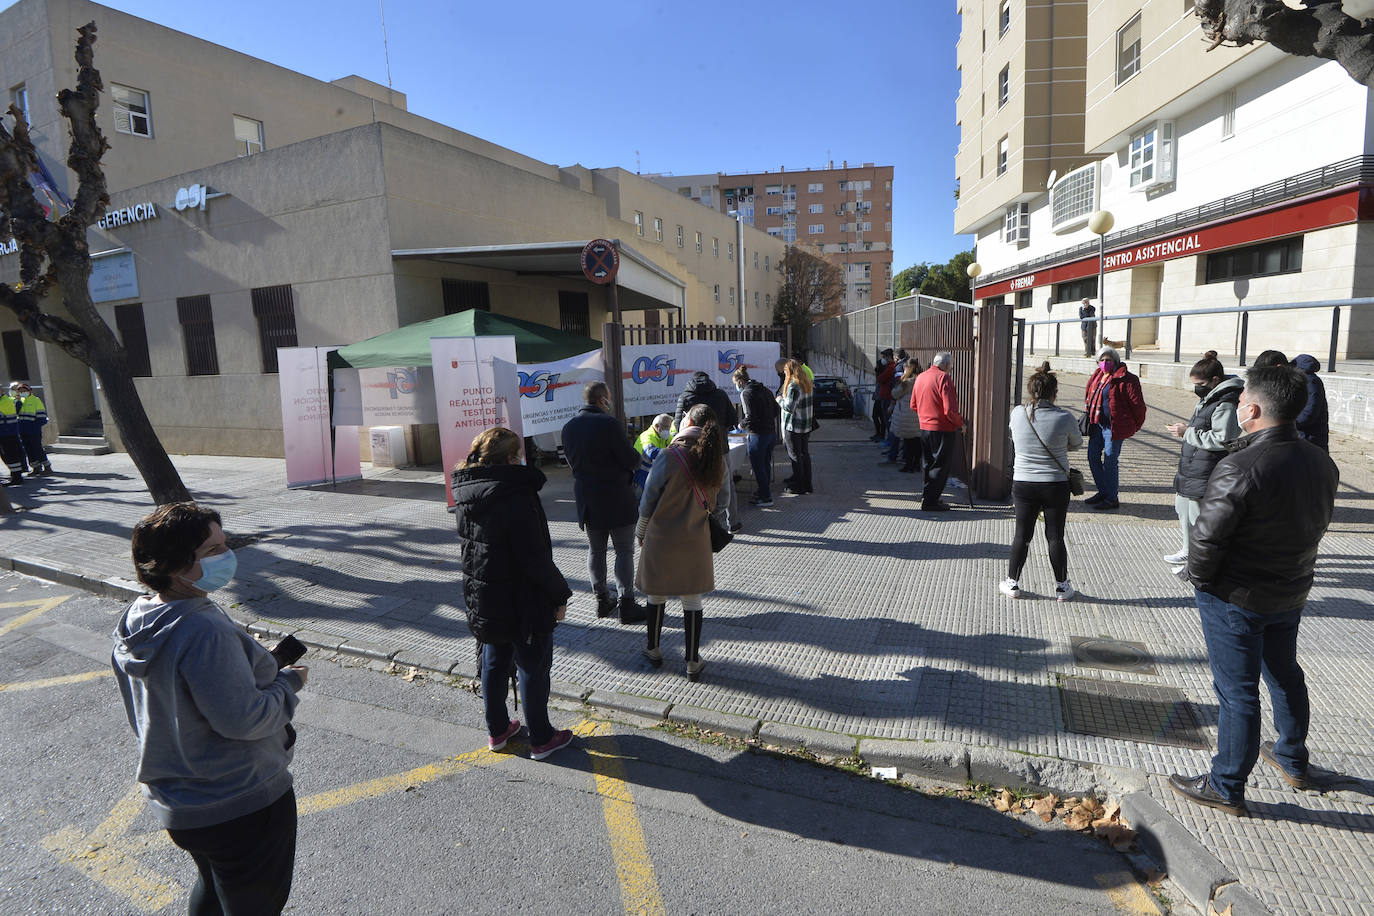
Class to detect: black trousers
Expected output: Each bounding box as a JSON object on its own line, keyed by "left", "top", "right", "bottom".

{"left": 167, "top": 788, "right": 297, "bottom": 916}
{"left": 920, "top": 430, "right": 956, "bottom": 506}
{"left": 1009, "top": 479, "right": 1070, "bottom": 582}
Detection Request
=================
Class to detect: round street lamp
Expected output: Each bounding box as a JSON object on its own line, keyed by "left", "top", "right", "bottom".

{"left": 967, "top": 261, "right": 982, "bottom": 306}
{"left": 1088, "top": 210, "right": 1114, "bottom": 351}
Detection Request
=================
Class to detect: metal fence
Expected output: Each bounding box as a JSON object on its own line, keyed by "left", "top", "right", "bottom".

{"left": 808, "top": 293, "right": 966, "bottom": 374}
{"left": 615, "top": 321, "right": 788, "bottom": 348}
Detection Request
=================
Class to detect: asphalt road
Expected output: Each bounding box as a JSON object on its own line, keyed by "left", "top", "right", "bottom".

{"left": 0, "top": 572, "right": 1189, "bottom": 915}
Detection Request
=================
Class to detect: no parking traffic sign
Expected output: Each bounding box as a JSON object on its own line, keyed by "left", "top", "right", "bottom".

{"left": 580, "top": 238, "right": 619, "bottom": 285}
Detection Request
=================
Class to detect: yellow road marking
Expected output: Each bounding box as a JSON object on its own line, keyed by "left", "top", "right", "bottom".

{"left": 0, "top": 669, "right": 112, "bottom": 692}
{"left": 1095, "top": 870, "right": 1163, "bottom": 914}
{"left": 297, "top": 744, "right": 503, "bottom": 816}
{"left": 39, "top": 786, "right": 182, "bottom": 913}
{"left": 0, "top": 594, "right": 72, "bottom": 637}
{"left": 575, "top": 719, "right": 666, "bottom": 916}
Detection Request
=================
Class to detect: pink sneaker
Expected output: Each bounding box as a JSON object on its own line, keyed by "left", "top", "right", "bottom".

{"left": 529, "top": 729, "right": 574, "bottom": 760}
{"left": 489, "top": 719, "right": 522, "bottom": 751}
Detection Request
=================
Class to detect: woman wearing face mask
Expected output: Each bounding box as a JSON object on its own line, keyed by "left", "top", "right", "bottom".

{"left": 1164, "top": 351, "right": 1243, "bottom": 568}
{"left": 114, "top": 502, "right": 308, "bottom": 916}
{"left": 1083, "top": 347, "right": 1147, "bottom": 511}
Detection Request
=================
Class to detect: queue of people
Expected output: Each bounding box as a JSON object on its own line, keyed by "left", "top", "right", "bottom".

{"left": 1, "top": 381, "right": 51, "bottom": 484}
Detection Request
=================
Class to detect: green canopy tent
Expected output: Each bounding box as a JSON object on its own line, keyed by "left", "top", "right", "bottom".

{"left": 326, "top": 309, "right": 601, "bottom": 371}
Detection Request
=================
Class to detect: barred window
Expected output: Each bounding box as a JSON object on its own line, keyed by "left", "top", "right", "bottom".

{"left": 1050, "top": 163, "right": 1096, "bottom": 231}
{"left": 558, "top": 291, "right": 590, "bottom": 337}
{"left": 176, "top": 295, "right": 219, "bottom": 376}
{"left": 114, "top": 304, "right": 151, "bottom": 377}
{"left": 251, "top": 285, "right": 298, "bottom": 373}
{"left": 2, "top": 330, "right": 30, "bottom": 380}
{"left": 1205, "top": 237, "right": 1303, "bottom": 284}
{"left": 442, "top": 278, "right": 491, "bottom": 314}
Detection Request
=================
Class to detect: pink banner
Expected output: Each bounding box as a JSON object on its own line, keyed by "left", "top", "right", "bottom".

{"left": 430, "top": 336, "right": 520, "bottom": 507}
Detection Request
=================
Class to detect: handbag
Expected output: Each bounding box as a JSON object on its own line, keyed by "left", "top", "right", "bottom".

{"left": 669, "top": 446, "right": 733, "bottom": 552}
{"left": 1077, "top": 410, "right": 1091, "bottom": 437}
{"left": 1026, "top": 408, "right": 1085, "bottom": 496}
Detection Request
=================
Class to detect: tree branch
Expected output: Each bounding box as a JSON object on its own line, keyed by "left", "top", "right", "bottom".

{"left": 1196, "top": 0, "right": 1374, "bottom": 87}
{"left": 57, "top": 22, "right": 109, "bottom": 231}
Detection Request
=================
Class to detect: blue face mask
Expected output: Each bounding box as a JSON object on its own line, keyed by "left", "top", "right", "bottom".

{"left": 192, "top": 549, "right": 237, "bottom": 592}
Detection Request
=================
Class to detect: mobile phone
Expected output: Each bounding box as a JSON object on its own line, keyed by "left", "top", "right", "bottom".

{"left": 270, "top": 634, "right": 307, "bottom": 669}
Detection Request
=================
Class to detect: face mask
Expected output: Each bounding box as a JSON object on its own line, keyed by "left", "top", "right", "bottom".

{"left": 1098, "top": 361, "right": 1112, "bottom": 374}
{"left": 1237, "top": 405, "right": 1258, "bottom": 433}
{"left": 191, "top": 549, "right": 237, "bottom": 592}
{"left": 1193, "top": 383, "right": 1212, "bottom": 399}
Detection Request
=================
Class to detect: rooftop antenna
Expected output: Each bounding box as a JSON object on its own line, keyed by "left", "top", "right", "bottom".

{"left": 635, "top": 150, "right": 641, "bottom": 174}
{"left": 380, "top": 0, "right": 394, "bottom": 89}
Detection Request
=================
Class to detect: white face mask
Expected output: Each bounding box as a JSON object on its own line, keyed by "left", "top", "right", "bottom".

{"left": 1237, "top": 402, "right": 1259, "bottom": 433}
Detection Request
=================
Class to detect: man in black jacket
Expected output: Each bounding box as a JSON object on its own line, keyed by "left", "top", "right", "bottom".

{"left": 674, "top": 371, "right": 741, "bottom": 531}
{"left": 561, "top": 382, "right": 646, "bottom": 624}
{"left": 733, "top": 366, "right": 779, "bottom": 507}
{"left": 1170, "top": 366, "right": 1343, "bottom": 816}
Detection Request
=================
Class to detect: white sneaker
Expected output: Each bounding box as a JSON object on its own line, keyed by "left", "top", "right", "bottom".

{"left": 1162, "top": 550, "right": 1188, "bottom": 565}
{"left": 1055, "top": 581, "right": 1077, "bottom": 602}
{"left": 998, "top": 578, "right": 1021, "bottom": 599}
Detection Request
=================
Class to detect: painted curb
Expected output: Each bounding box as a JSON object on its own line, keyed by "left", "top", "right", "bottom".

{"left": 1119, "top": 790, "right": 1237, "bottom": 915}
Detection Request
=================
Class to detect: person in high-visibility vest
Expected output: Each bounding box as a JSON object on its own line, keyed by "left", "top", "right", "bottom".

{"left": 0, "top": 386, "right": 23, "bottom": 484}
{"left": 12, "top": 383, "right": 51, "bottom": 474}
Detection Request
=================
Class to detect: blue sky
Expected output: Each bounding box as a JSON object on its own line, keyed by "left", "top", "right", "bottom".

{"left": 13, "top": 0, "right": 970, "bottom": 271}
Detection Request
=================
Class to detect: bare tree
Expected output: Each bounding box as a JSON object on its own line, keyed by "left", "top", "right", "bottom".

{"left": 1196, "top": 0, "right": 1374, "bottom": 87}
{"left": 772, "top": 246, "right": 845, "bottom": 349}
{"left": 0, "top": 23, "right": 190, "bottom": 504}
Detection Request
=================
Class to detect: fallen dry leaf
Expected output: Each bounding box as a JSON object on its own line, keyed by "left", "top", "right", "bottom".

{"left": 1094, "top": 822, "right": 1137, "bottom": 851}
{"left": 1208, "top": 904, "right": 1233, "bottom": 916}
{"left": 1021, "top": 798, "right": 1035, "bottom": 810}
{"left": 402, "top": 666, "right": 421, "bottom": 682}
{"left": 994, "top": 789, "right": 1014, "bottom": 812}
{"left": 1080, "top": 796, "right": 1105, "bottom": 819}
{"left": 1101, "top": 799, "right": 1121, "bottom": 822}
{"left": 1032, "top": 794, "right": 1059, "bottom": 822}
{"left": 1063, "top": 807, "right": 1095, "bottom": 831}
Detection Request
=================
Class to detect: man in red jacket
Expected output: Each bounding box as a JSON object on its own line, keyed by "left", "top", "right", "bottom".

{"left": 912, "top": 352, "right": 964, "bottom": 511}
{"left": 870, "top": 348, "right": 896, "bottom": 442}
{"left": 1083, "top": 347, "right": 1147, "bottom": 511}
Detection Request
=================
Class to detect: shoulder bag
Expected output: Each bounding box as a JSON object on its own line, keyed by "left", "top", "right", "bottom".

{"left": 669, "top": 446, "right": 733, "bottom": 552}
{"left": 1026, "top": 408, "right": 1084, "bottom": 496}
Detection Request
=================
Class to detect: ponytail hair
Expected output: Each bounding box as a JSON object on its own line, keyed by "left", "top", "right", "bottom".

{"left": 1026, "top": 361, "right": 1058, "bottom": 417}
{"left": 683, "top": 404, "right": 726, "bottom": 485}
{"left": 1191, "top": 350, "right": 1225, "bottom": 381}
{"left": 900, "top": 357, "right": 922, "bottom": 384}
{"left": 461, "top": 427, "right": 522, "bottom": 469}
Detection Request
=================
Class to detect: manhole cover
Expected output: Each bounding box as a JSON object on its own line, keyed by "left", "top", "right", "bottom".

{"left": 1059, "top": 676, "right": 1211, "bottom": 749}
{"left": 1071, "top": 637, "right": 1157, "bottom": 675}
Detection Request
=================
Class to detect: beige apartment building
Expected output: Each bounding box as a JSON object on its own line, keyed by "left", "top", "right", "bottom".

{"left": 0, "top": 0, "right": 783, "bottom": 457}
{"left": 651, "top": 164, "right": 895, "bottom": 312}
{"left": 955, "top": 0, "right": 1374, "bottom": 362}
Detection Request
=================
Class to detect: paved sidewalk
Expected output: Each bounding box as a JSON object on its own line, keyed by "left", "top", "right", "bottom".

{"left": 3, "top": 374, "right": 1372, "bottom": 914}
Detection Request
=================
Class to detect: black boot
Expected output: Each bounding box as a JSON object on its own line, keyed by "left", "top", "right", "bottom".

{"left": 643, "top": 602, "right": 665, "bottom": 667}
{"left": 594, "top": 591, "right": 616, "bottom": 618}
{"left": 683, "top": 608, "right": 704, "bottom": 681}
{"left": 618, "top": 593, "right": 647, "bottom": 625}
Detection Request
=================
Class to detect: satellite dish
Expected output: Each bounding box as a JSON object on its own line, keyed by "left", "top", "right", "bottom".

{"left": 1046, "top": 169, "right": 1058, "bottom": 190}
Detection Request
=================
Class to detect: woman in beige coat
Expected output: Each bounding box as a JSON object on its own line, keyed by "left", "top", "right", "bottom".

{"left": 635, "top": 403, "right": 727, "bottom": 681}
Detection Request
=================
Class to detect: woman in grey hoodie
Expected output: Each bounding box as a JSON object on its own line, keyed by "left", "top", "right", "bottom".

{"left": 113, "top": 502, "right": 307, "bottom": 916}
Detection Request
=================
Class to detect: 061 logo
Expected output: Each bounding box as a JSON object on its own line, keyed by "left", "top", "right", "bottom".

{"left": 384, "top": 368, "right": 418, "bottom": 399}
{"left": 628, "top": 354, "right": 679, "bottom": 386}
{"left": 718, "top": 349, "right": 750, "bottom": 373}
{"left": 519, "top": 370, "right": 563, "bottom": 401}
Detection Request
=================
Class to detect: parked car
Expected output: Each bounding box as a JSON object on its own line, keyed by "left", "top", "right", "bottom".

{"left": 812, "top": 376, "right": 855, "bottom": 418}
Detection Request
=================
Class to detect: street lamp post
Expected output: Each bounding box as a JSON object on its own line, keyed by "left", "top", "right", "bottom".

{"left": 966, "top": 261, "right": 982, "bottom": 306}
{"left": 728, "top": 209, "right": 746, "bottom": 325}
{"left": 1088, "top": 209, "right": 1114, "bottom": 352}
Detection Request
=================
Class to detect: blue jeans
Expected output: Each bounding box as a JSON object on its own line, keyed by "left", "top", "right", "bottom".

{"left": 481, "top": 633, "right": 555, "bottom": 746}
{"left": 1196, "top": 590, "right": 1309, "bottom": 803}
{"left": 1086, "top": 424, "right": 1122, "bottom": 501}
{"left": 746, "top": 432, "right": 776, "bottom": 499}
{"left": 586, "top": 523, "right": 635, "bottom": 599}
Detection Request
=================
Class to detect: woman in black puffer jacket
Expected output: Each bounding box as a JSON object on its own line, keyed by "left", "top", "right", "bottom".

{"left": 452, "top": 427, "right": 575, "bottom": 761}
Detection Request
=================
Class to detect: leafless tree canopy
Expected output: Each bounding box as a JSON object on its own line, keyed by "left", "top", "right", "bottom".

{"left": 1196, "top": 0, "right": 1374, "bottom": 87}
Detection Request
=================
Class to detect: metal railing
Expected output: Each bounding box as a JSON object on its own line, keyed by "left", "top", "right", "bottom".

{"left": 1017, "top": 297, "right": 1374, "bottom": 372}
{"left": 976, "top": 156, "right": 1374, "bottom": 287}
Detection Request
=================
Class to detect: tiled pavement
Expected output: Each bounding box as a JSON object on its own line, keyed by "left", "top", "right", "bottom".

{"left": 3, "top": 372, "right": 1372, "bottom": 914}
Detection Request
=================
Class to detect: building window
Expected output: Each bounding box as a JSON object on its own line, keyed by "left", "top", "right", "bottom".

{"left": 176, "top": 295, "right": 219, "bottom": 376}
{"left": 765, "top": 206, "right": 783, "bottom": 216}
{"left": 713, "top": 284, "right": 721, "bottom": 303}
{"left": 1052, "top": 277, "right": 1098, "bottom": 302}
{"left": 808, "top": 203, "right": 823, "bottom": 214}
{"left": 634, "top": 211, "right": 644, "bottom": 236}
{"left": 765, "top": 294, "right": 771, "bottom": 311}
{"left": 111, "top": 83, "right": 152, "bottom": 137}
{"left": 767, "top": 227, "right": 783, "bottom": 237}
{"left": 999, "top": 0, "right": 1011, "bottom": 36}
{"left": 998, "top": 66, "right": 1009, "bottom": 107}
{"left": 695, "top": 231, "right": 703, "bottom": 252}
{"left": 233, "top": 115, "right": 263, "bottom": 156}
{"left": 1050, "top": 162, "right": 1096, "bottom": 231}
{"left": 653, "top": 218, "right": 663, "bottom": 242}
{"left": 753, "top": 251, "right": 759, "bottom": 268}
{"left": 1221, "top": 89, "right": 1236, "bottom": 140}
{"left": 1017, "top": 290, "right": 1033, "bottom": 310}
{"left": 250, "top": 285, "right": 298, "bottom": 373}
{"left": 558, "top": 291, "right": 590, "bottom": 336}
{"left": 1004, "top": 203, "right": 1029, "bottom": 245}
{"left": 765, "top": 184, "right": 782, "bottom": 195}
{"left": 764, "top": 255, "right": 769, "bottom": 272}
{"left": 1117, "top": 13, "right": 1142, "bottom": 85}
{"left": 9, "top": 84, "right": 28, "bottom": 124}
{"left": 2, "top": 329, "right": 30, "bottom": 380}
{"left": 1129, "top": 121, "right": 1174, "bottom": 189}
{"left": 754, "top": 291, "right": 759, "bottom": 308}
{"left": 442, "top": 278, "right": 491, "bottom": 314}
{"left": 783, "top": 227, "right": 796, "bottom": 243}
{"left": 808, "top": 182, "right": 824, "bottom": 193}
{"left": 713, "top": 237, "right": 719, "bottom": 257}
{"left": 997, "top": 137, "right": 1009, "bottom": 175}
{"left": 729, "top": 287, "right": 735, "bottom": 306}
{"left": 112, "top": 305, "right": 152, "bottom": 377}
{"left": 676, "top": 224, "right": 684, "bottom": 247}
{"left": 728, "top": 242, "right": 734, "bottom": 261}
{"left": 808, "top": 224, "right": 824, "bottom": 234}
{"left": 1205, "top": 237, "right": 1303, "bottom": 284}
{"left": 861, "top": 221, "right": 872, "bottom": 232}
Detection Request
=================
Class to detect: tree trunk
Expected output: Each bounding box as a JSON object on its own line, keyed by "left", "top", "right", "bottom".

{"left": 1196, "top": 1, "right": 1374, "bottom": 88}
